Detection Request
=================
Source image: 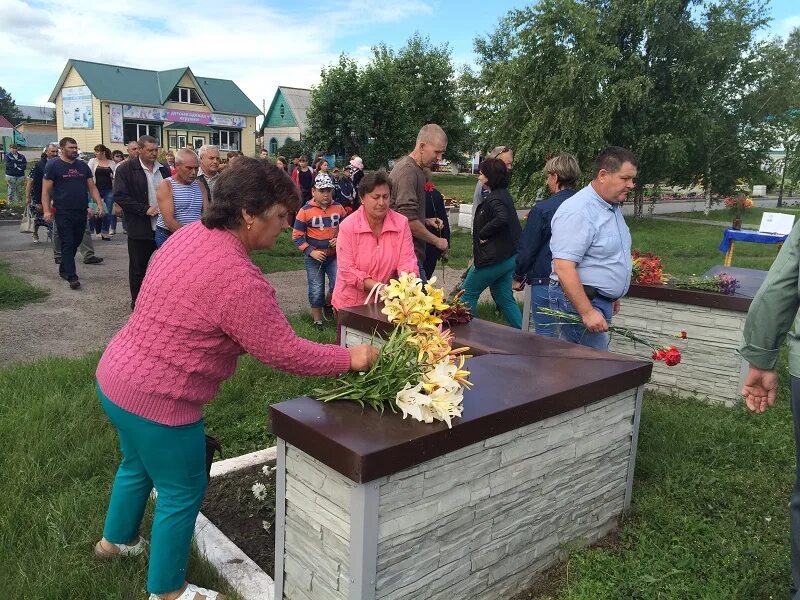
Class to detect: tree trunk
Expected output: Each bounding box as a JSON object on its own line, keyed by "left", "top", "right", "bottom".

{"left": 633, "top": 187, "right": 644, "bottom": 218}
{"left": 703, "top": 162, "right": 712, "bottom": 216}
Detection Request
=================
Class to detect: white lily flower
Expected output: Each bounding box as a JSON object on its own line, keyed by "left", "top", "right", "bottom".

{"left": 395, "top": 382, "right": 434, "bottom": 423}
{"left": 428, "top": 385, "right": 464, "bottom": 429}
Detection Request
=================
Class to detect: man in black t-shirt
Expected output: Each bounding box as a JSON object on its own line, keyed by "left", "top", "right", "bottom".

{"left": 42, "top": 137, "right": 106, "bottom": 289}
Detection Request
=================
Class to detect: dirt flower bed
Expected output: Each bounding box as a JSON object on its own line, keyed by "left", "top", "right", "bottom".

{"left": 202, "top": 462, "right": 276, "bottom": 577}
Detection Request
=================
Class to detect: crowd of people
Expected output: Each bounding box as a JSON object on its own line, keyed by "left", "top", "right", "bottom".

{"left": 16, "top": 124, "right": 647, "bottom": 600}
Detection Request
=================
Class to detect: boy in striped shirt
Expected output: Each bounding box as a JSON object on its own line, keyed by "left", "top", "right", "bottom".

{"left": 293, "top": 173, "right": 347, "bottom": 327}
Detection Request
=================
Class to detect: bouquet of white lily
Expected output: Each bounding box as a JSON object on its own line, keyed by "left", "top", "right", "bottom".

{"left": 315, "top": 273, "right": 472, "bottom": 428}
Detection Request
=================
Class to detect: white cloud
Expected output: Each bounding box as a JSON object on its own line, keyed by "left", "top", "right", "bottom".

{"left": 774, "top": 14, "right": 800, "bottom": 40}
{"left": 0, "top": 0, "right": 432, "bottom": 107}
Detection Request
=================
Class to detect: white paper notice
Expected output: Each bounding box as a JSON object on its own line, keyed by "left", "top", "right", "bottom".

{"left": 759, "top": 212, "right": 795, "bottom": 236}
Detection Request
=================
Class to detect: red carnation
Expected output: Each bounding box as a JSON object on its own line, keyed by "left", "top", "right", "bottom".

{"left": 424, "top": 182, "right": 435, "bottom": 192}
{"left": 680, "top": 331, "right": 688, "bottom": 339}
{"left": 664, "top": 346, "right": 682, "bottom": 366}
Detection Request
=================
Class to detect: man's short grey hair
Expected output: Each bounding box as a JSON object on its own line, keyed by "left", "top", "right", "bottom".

{"left": 416, "top": 123, "right": 447, "bottom": 147}
{"left": 175, "top": 148, "right": 199, "bottom": 166}
{"left": 198, "top": 145, "right": 219, "bottom": 159}
{"left": 44, "top": 143, "right": 58, "bottom": 151}
{"left": 127, "top": 141, "right": 138, "bottom": 149}
{"left": 137, "top": 135, "right": 158, "bottom": 148}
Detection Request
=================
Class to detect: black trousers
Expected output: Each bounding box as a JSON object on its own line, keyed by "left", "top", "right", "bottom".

{"left": 128, "top": 237, "right": 156, "bottom": 309}
{"left": 54, "top": 209, "right": 86, "bottom": 280}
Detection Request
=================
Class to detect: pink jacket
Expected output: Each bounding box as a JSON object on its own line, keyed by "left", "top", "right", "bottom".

{"left": 332, "top": 207, "right": 419, "bottom": 310}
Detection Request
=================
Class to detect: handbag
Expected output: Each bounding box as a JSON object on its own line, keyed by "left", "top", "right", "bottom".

{"left": 19, "top": 206, "right": 35, "bottom": 234}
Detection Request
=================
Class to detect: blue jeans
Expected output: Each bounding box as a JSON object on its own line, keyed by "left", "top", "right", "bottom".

{"left": 305, "top": 254, "right": 337, "bottom": 308}
{"left": 99, "top": 189, "right": 117, "bottom": 234}
{"left": 548, "top": 283, "right": 612, "bottom": 350}
{"left": 154, "top": 227, "right": 171, "bottom": 248}
{"left": 462, "top": 255, "right": 522, "bottom": 329}
{"left": 531, "top": 284, "right": 557, "bottom": 336}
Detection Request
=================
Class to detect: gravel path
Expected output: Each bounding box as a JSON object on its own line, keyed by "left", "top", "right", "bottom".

{"left": 0, "top": 234, "right": 474, "bottom": 367}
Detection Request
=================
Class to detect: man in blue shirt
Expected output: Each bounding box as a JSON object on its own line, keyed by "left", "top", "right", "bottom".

{"left": 42, "top": 137, "right": 106, "bottom": 289}
{"left": 5, "top": 143, "right": 27, "bottom": 205}
{"left": 548, "top": 147, "right": 637, "bottom": 350}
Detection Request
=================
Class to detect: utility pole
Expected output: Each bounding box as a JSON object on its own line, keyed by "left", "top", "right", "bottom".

{"left": 778, "top": 145, "right": 788, "bottom": 208}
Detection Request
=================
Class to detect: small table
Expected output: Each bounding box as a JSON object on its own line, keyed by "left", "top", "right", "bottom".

{"left": 718, "top": 229, "right": 787, "bottom": 266}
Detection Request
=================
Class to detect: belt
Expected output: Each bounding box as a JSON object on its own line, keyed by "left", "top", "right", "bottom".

{"left": 527, "top": 277, "right": 550, "bottom": 286}
{"left": 549, "top": 280, "right": 618, "bottom": 303}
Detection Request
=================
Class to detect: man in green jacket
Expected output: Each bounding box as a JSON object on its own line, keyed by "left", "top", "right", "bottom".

{"left": 740, "top": 220, "right": 800, "bottom": 599}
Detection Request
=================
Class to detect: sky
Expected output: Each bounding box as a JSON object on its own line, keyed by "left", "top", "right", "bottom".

{"left": 1, "top": 0, "right": 798, "bottom": 113}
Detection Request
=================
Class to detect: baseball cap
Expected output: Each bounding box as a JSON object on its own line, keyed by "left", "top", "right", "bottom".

{"left": 314, "top": 173, "right": 335, "bottom": 189}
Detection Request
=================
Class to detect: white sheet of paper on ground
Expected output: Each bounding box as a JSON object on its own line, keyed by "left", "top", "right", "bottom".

{"left": 758, "top": 212, "right": 795, "bottom": 235}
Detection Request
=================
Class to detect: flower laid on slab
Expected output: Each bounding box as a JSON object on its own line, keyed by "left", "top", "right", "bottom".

{"left": 631, "top": 250, "right": 668, "bottom": 285}
{"left": 537, "top": 307, "right": 685, "bottom": 367}
{"left": 315, "top": 273, "right": 473, "bottom": 428}
{"left": 671, "top": 273, "right": 740, "bottom": 295}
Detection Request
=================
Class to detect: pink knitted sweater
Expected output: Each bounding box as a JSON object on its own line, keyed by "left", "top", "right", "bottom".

{"left": 96, "top": 221, "right": 351, "bottom": 425}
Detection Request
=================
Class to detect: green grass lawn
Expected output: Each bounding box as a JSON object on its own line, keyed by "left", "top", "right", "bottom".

{"left": 668, "top": 206, "right": 800, "bottom": 226}
{"left": 0, "top": 260, "right": 49, "bottom": 309}
{"left": 431, "top": 172, "right": 479, "bottom": 204}
{"left": 628, "top": 218, "right": 780, "bottom": 275}
{"left": 1, "top": 311, "right": 795, "bottom": 598}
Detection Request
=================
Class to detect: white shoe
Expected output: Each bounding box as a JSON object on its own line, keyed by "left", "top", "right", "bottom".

{"left": 149, "top": 583, "right": 224, "bottom": 600}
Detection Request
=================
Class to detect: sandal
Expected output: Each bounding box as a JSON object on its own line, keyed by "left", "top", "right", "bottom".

{"left": 148, "top": 583, "right": 225, "bottom": 600}
{"left": 94, "top": 535, "right": 148, "bottom": 558}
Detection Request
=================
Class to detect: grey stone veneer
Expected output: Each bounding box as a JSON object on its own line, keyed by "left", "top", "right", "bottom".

{"left": 608, "top": 297, "right": 745, "bottom": 406}
{"left": 276, "top": 387, "right": 641, "bottom": 600}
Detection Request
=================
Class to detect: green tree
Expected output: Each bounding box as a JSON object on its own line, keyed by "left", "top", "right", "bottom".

{"left": 305, "top": 35, "right": 469, "bottom": 169}
{"left": 0, "top": 86, "right": 24, "bottom": 126}
{"left": 467, "top": 0, "right": 786, "bottom": 210}
{"left": 276, "top": 138, "right": 309, "bottom": 160}
{"left": 304, "top": 55, "right": 366, "bottom": 163}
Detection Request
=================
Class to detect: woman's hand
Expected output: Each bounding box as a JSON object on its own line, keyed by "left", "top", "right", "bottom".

{"left": 349, "top": 344, "right": 380, "bottom": 371}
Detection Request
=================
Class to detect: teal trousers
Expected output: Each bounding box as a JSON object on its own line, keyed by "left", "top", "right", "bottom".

{"left": 462, "top": 255, "right": 522, "bottom": 329}
{"left": 98, "top": 383, "right": 207, "bottom": 595}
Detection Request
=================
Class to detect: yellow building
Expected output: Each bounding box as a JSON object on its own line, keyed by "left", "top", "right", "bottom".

{"left": 49, "top": 59, "right": 262, "bottom": 157}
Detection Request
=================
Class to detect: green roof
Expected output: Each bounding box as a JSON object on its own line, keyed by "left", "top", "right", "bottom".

{"left": 164, "top": 123, "right": 215, "bottom": 132}
{"left": 49, "top": 60, "right": 262, "bottom": 117}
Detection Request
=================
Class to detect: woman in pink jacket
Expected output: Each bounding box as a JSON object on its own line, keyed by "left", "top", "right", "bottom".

{"left": 332, "top": 170, "right": 419, "bottom": 310}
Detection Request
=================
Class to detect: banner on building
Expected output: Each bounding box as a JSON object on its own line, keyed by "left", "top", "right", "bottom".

{"left": 123, "top": 105, "right": 245, "bottom": 129}
{"left": 109, "top": 104, "right": 123, "bottom": 143}
{"left": 62, "top": 86, "right": 94, "bottom": 129}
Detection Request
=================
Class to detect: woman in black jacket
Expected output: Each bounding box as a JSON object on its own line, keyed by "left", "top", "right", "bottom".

{"left": 463, "top": 158, "right": 522, "bottom": 328}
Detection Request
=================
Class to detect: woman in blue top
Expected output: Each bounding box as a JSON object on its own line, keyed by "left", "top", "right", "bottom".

{"left": 512, "top": 153, "right": 581, "bottom": 335}
{"left": 155, "top": 149, "right": 208, "bottom": 248}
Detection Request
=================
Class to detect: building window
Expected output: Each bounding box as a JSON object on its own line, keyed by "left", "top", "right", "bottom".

{"left": 124, "top": 121, "right": 162, "bottom": 145}
{"left": 279, "top": 103, "right": 285, "bottom": 119}
{"left": 212, "top": 129, "right": 240, "bottom": 151}
{"left": 284, "top": 136, "right": 293, "bottom": 146}
{"left": 168, "top": 134, "right": 188, "bottom": 149}
{"left": 168, "top": 87, "right": 203, "bottom": 104}
{"left": 269, "top": 137, "right": 278, "bottom": 155}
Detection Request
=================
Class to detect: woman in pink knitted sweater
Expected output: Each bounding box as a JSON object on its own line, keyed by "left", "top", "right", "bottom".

{"left": 94, "top": 158, "right": 377, "bottom": 600}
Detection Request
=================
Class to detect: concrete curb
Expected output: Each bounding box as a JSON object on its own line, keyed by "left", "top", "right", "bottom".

{"left": 195, "top": 447, "right": 278, "bottom": 600}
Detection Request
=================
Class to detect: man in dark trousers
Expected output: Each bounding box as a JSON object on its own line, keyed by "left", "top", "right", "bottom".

{"left": 113, "top": 135, "right": 171, "bottom": 309}
{"left": 41, "top": 137, "right": 106, "bottom": 290}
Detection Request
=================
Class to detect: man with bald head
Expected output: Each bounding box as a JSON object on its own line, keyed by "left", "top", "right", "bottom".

{"left": 154, "top": 148, "right": 208, "bottom": 247}
{"left": 389, "top": 123, "right": 449, "bottom": 281}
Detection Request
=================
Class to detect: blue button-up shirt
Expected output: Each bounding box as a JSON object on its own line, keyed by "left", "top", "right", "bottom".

{"left": 549, "top": 183, "right": 632, "bottom": 299}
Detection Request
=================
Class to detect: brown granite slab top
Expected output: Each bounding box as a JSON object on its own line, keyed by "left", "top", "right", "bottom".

{"left": 270, "top": 306, "right": 652, "bottom": 483}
